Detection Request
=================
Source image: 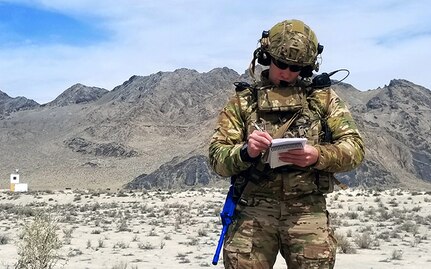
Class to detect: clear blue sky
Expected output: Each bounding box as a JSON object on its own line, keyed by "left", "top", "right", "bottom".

{"left": 0, "top": 0, "right": 430, "bottom": 104}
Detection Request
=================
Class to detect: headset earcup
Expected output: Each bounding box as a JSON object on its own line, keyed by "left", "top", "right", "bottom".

{"left": 254, "top": 48, "right": 272, "bottom": 66}
{"left": 299, "top": 65, "right": 313, "bottom": 78}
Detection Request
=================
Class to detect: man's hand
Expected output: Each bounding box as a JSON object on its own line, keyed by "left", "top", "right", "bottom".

{"left": 247, "top": 130, "right": 272, "bottom": 158}
{"left": 278, "top": 144, "right": 319, "bottom": 167}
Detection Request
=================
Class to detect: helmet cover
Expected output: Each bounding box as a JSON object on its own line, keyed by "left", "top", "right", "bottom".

{"left": 265, "top": 19, "right": 319, "bottom": 66}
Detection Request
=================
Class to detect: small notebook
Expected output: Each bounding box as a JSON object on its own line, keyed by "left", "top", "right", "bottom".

{"left": 267, "top": 138, "right": 307, "bottom": 168}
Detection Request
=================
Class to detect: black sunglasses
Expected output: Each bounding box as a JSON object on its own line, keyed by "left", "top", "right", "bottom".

{"left": 272, "top": 58, "right": 303, "bottom": 72}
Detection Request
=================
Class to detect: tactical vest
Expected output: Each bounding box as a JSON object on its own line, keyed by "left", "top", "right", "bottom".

{"left": 235, "top": 82, "right": 336, "bottom": 196}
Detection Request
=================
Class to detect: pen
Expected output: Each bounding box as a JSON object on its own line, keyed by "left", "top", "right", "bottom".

{"left": 253, "top": 122, "right": 264, "bottom": 132}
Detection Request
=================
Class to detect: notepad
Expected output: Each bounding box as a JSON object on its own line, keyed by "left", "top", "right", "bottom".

{"left": 267, "top": 138, "right": 307, "bottom": 168}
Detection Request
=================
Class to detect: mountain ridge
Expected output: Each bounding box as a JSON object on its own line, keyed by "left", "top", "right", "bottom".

{"left": 0, "top": 89, "right": 39, "bottom": 117}
{"left": 0, "top": 69, "right": 430, "bottom": 191}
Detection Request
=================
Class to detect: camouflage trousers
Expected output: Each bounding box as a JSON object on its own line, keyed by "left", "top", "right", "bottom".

{"left": 223, "top": 193, "right": 337, "bottom": 269}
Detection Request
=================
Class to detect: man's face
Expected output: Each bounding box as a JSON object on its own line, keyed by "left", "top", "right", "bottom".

{"left": 268, "top": 60, "right": 301, "bottom": 86}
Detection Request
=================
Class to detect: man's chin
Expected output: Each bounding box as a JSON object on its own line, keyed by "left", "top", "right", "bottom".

{"left": 279, "top": 80, "right": 295, "bottom": 87}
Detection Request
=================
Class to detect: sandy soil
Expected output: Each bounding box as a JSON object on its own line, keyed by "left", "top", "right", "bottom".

{"left": 0, "top": 188, "right": 430, "bottom": 268}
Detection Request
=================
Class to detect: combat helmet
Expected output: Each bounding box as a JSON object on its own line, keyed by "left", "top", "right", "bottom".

{"left": 250, "top": 19, "right": 323, "bottom": 78}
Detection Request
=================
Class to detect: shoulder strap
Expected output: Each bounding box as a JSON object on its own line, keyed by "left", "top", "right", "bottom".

{"left": 234, "top": 82, "right": 257, "bottom": 121}
{"left": 324, "top": 88, "right": 331, "bottom": 117}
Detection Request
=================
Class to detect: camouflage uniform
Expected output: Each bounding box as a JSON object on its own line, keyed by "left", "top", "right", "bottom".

{"left": 209, "top": 70, "right": 364, "bottom": 268}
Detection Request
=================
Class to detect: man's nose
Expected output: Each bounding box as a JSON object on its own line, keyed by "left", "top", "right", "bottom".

{"left": 280, "top": 71, "right": 293, "bottom": 81}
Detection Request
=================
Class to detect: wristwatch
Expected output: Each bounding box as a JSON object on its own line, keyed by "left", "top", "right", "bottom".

{"left": 240, "top": 143, "right": 260, "bottom": 163}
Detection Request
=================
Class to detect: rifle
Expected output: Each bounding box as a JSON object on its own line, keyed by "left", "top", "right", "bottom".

{"left": 212, "top": 184, "right": 237, "bottom": 265}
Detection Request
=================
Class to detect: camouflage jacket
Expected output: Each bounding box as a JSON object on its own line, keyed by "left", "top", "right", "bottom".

{"left": 209, "top": 74, "right": 364, "bottom": 192}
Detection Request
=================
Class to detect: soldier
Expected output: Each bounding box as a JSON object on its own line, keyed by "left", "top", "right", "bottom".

{"left": 209, "top": 19, "right": 365, "bottom": 269}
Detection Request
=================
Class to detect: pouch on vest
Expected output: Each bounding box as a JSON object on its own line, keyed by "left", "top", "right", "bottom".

{"left": 315, "top": 171, "right": 336, "bottom": 193}
{"left": 257, "top": 87, "right": 304, "bottom": 112}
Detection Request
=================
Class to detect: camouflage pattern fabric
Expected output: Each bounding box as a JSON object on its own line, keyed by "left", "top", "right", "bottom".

{"left": 223, "top": 192, "right": 336, "bottom": 269}
{"left": 209, "top": 78, "right": 364, "bottom": 178}
{"left": 209, "top": 72, "right": 364, "bottom": 268}
{"left": 264, "top": 19, "right": 319, "bottom": 66}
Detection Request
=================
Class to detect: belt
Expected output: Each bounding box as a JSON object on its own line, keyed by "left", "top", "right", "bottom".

{"left": 273, "top": 165, "right": 312, "bottom": 173}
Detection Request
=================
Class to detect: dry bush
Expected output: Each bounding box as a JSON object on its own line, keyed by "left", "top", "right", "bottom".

{"left": 334, "top": 232, "right": 357, "bottom": 254}
{"left": 399, "top": 221, "right": 419, "bottom": 235}
{"left": 0, "top": 234, "right": 10, "bottom": 245}
{"left": 138, "top": 242, "right": 154, "bottom": 250}
{"left": 391, "top": 249, "right": 403, "bottom": 260}
{"left": 354, "top": 232, "right": 374, "bottom": 249}
{"left": 15, "top": 214, "right": 62, "bottom": 269}
{"left": 111, "top": 261, "right": 128, "bottom": 269}
{"left": 98, "top": 238, "right": 105, "bottom": 248}
{"left": 198, "top": 228, "right": 208, "bottom": 237}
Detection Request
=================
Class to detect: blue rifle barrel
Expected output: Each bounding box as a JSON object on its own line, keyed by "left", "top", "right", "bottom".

{"left": 212, "top": 225, "right": 228, "bottom": 265}
{"left": 212, "top": 185, "right": 237, "bottom": 265}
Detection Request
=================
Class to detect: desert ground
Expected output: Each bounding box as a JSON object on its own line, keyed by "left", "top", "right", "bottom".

{"left": 0, "top": 187, "right": 430, "bottom": 269}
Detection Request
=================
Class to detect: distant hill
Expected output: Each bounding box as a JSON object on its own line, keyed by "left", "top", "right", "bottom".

{"left": 125, "top": 155, "right": 223, "bottom": 190}
{"left": 0, "top": 68, "right": 237, "bottom": 190}
{"left": 0, "top": 90, "right": 39, "bottom": 117}
{"left": 0, "top": 69, "right": 429, "bottom": 191}
{"left": 47, "top": 83, "right": 108, "bottom": 107}
{"left": 342, "top": 79, "right": 431, "bottom": 188}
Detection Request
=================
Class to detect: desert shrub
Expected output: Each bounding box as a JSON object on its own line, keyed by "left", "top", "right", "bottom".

{"left": 187, "top": 236, "right": 199, "bottom": 246}
{"left": 1, "top": 204, "right": 39, "bottom": 217}
{"left": 91, "top": 229, "right": 102, "bottom": 234}
{"left": 388, "top": 199, "right": 398, "bottom": 207}
{"left": 111, "top": 261, "right": 128, "bottom": 269}
{"left": 67, "top": 248, "right": 83, "bottom": 257}
{"left": 98, "top": 238, "right": 105, "bottom": 248}
{"left": 113, "top": 241, "right": 129, "bottom": 249}
{"left": 391, "top": 249, "right": 403, "bottom": 260}
{"left": 377, "top": 231, "right": 391, "bottom": 242}
{"left": 179, "top": 258, "right": 191, "bottom": 264}
{"left": 62, "top": 228, "right": 74, "bottom": 244}
{"left": 15, "top": 214, "right": 62, "bottom": 269}
{"left": 198, "top": 228, "right": 208, "bottom": 237}
{"left": 0, "top": 234, "right": 10, "bottom": 245}
{"left": 399, "top": 221, "right": 419, "bottom": 235}
{"left": 117, "top": 219, "right": 131, "bottom": 232}
{"left": 346, "top": 212, "right": 359, "bottom": 219}
{"left": 354, "top": 232, "right": 373, "bottom": 249}
{"left": 334, "top": 232, "right": 356, "bottom": 254}
{"left": 147, "top": 227, "right": 158, "bottom": 236}
{"left": 364, "top": 207, "right": 376, "bottom": 218}
{"left": 138, "top": 242, "right": 154, "bottom": 250}
{"left": 411, "top": 206, "right": 421, "bottom": 212}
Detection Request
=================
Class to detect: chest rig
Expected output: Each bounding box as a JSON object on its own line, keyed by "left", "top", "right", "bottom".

{"left": 234, "top": 81, "right": 339, "bottom": 196}
{"left": 241, "top": 84, "right": 322, "bottom": 146}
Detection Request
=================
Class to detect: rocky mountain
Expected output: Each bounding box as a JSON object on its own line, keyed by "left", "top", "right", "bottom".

{"left": 125, "top": 155, "right": 223, "bottom": 190}
{"left": 47, "top": 83, "right": 108, "bottom": 107}
{"left": 342, "top": 79, "right": 431, "bottom": 188}
{"left": 0, "top": 68, "right": 237, "bottom": 190}
{"left": 0, "top": 70, "right": 430, "bottom": 191}
{"left": 0, "top": 90, "right": 39, "bottom": 117}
